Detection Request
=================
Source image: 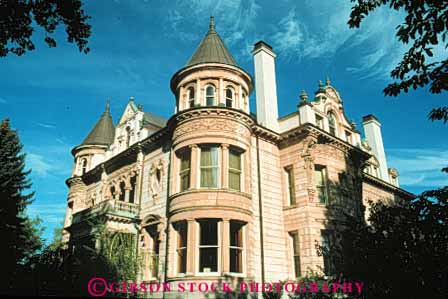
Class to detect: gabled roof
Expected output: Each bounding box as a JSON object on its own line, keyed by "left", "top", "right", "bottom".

{"left": 81, "top": 102, "right": 115, "bottom": 146}
{"left": 186, "top": 16, "right": 238, "bottom": 67}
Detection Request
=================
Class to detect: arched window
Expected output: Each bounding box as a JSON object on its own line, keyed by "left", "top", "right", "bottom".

{"left": 125, "top": 126, "right": 131, "bottom": 148}
{"left": 129, "top": 176, "right": 136, "bottom": 204}
{"left": 205, "top": 85, "right": 215, "bottom": 106}
{"left": 225, "top": 88, "right": 233, "bottom": 108}
{"left": 188, "top": 87, "right": 195, "bottom": 108}
{"left": 327, "top": 112, "right": 337, "bottom": 136}
{"left": 81, "top": 158, "right": 88, "bottom": 175}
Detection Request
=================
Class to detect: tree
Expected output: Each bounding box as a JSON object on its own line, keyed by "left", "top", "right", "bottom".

{"left": 325, "top": 186, "right": 448, "bottom": 299}
{"left": 348, "top": 0, "right": 448, "bottom": 122}
{"left": 0, "top": 118, "right": 43, "bottom": 293}
{"left": 0, "top": 0, "right": 91, "bottom": 57}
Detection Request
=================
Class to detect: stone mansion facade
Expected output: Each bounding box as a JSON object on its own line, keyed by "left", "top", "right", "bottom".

{"left": 63, "top": 17, "right": 413, "bottom": 294}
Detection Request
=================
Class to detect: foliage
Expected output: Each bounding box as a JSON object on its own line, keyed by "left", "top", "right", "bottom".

{"left": 0, "top": 118, "right": 43, "bottom": 294}
{"left": 348, "top": 0, "right": 448, "bottom": 122}
{"left": 0, "top": 0, "right": 91, "bottom": 57}
{"left": 324, "top": 189, "right": 448, "bottom": 299}
{"left": 26, "top": 218, "right": 141, "bottom": 297}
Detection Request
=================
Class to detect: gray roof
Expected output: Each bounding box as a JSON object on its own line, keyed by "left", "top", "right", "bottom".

{"left": 143, "top": 111, "right": 167, "bottom": 128}
{"left": 186, "top": 17, "right": 238, "bottom": 67}
{"left": 81, "top": 102, "right": 115, "bottom": 146}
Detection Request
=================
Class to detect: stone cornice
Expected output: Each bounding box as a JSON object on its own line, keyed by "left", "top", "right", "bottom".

{"left": 280, "top": 123, "right": 371, "bottom": 160}
{"left": 363, "top": 173, "right": 415, "bottom": 199}
{"left": 168, "top": 106, "right": 255, "bottom": 130}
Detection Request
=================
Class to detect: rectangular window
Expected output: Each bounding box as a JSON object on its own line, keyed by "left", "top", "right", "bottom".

{"left": 290, "top": 232, "right": 301, "bottom": 277}
{"left": 178, "top": 149, "right": 191, "bottom": 192}
{"left": 345, "top": 131, "right": 352, "bottom": 144}
{"left": 229, "top": 149, "right": 242, "bottom": 191}
{"left": 285, "top": 166, "right": 296, "bottom": 205}
{"left": 175, "top": 221, "right": 187, "bottom": 274}
{"left": 316, "top": 115, "right": 324, "bottom": 129}
{"left": 315, "top": 165, "right": 328, "bottom": 204}
{"left": 198, "top": 219, "right": 219, "bottom": 273}
{"left": 200, "top": 146, "right": 219, "bottom": 188}
{"left": 321, "top": 230, "right": 333, "bottom": 275}
{"left": 230, "top": 221, "right": 244, "bottom": 273}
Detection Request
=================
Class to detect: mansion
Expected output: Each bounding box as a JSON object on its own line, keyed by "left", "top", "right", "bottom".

{"left": 63, "top": 17, "right": 413, "bottom": 296}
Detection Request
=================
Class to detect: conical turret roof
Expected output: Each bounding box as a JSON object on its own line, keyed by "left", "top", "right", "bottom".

{"left": 186, "top": 16, "right": 238, "bottom": 67}
{"left": 81, "top": 101, "right": 115, "bottom": 146}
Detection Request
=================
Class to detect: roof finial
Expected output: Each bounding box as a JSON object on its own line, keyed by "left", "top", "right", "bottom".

{"left": 299, "top": 90, "right": 309, "bottom": 102}
{"left": 326, "top": 76, "right": 331, "bottom": 86}
{"left": 129, "top": 96, "right": 135, "bottom": 102}
{"left": 105, "top": 98, "right": 111, "bottom": 114}
{"left": 209, "top": 16, "right": 215, "bottom": 32}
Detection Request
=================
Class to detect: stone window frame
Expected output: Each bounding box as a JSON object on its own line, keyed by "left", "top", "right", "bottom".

{"left": 196, "top": 218, "right": 221, "bottom": 275}
{"left": 174, "top": 221, "right": 188, "bottom": 275}
{"left": 284, "top": 165, "right": 296, "bottom": 206}
{"left": 288, "top": 230, "right": 301, "bottom": 278}
{"left": 204, "top": 84, "right": 216, "bottom": 106}
{"left": 228, "top": 220, "right": 246, "bottom": 274}
{"left": 225, "top": 86, "right": 234, "bottom": 108}
{"left": 314, "top": 164, "right": 329, "bottom": 205}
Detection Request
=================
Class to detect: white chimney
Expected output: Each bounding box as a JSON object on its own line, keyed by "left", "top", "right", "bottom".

{"left": 362, "top": 114, "right": 389, "bottom": 182}
{"left": 252, "top": 41, "right": 279, "bottom": 132}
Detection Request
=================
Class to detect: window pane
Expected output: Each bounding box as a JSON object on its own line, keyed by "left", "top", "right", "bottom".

{"left": 176, "top": 222, "right": 188, "bottom": 274}
{"left": 201, "top": 146, "right": 218, "bottom": 188}
{"left": 200, "top": 220, "right": 218, "bottom": 245}
{"left": 230, "top": 222, "right": 243, "bottom": 247}
{"left": 179, "top": 149, "right": 191, "bottom": 191}
{"left": 286, "top": 167, "right": 296, "bottom": 205}
{"left": 230, "top": 248, "right": 243, "bottom": 273}
{"left": 199, "top": 248, "right": 218, "bottom": 272}
{"left": 229, "top": 150, "right": 241, "bottom": 170}
{"left": 206, "top": 86, "right": 214, "bottom": 96}
{"left": 229, "top": 171, "right": 240, "bottom": 191}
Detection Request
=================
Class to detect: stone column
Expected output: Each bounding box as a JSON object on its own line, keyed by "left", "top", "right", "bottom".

{"left": 219, "top": 77, "right": 224, "bottom": 106}
{"left": 186, "top": 219, "right": 197, "bottom": 275}
{"left": 238, "top": 84, "right": 243, "bottom": 109}
{"left": 179, "top": 86, "right": 184, "bottom": 111}
{"left": 190, "top": 144, "right": 199, "bottom": 189}
{"left": 221, "top": 218, "right": 230, "bottom": 273}
{"left": 196, "top": 79, "right": 201, "bottom": 106}
{"left": 221, "top": 144, "right": 229, "bottom": 189}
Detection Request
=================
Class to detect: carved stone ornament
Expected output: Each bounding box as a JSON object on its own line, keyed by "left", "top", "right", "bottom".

{"left": 149, "top": 159, "right": 165, "bottom": 199}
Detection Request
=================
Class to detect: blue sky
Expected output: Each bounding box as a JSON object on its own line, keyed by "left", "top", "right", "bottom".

{"left": 0, "top": 0, "right": 446, "bottom": 243}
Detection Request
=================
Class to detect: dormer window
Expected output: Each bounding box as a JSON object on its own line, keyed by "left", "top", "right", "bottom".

{"left": 205, "top": 85, "right": 215, "bottom": 106}
{"left": 188, "top": 87, "right": 195, "bottom": 108}
{"left": 225, "top": 88, "right": 233, "bottom": 108}
{"left": 327, "top": 112, "right": 336, "bottom": 136}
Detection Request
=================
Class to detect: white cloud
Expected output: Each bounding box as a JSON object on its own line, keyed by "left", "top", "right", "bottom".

{"left": 387, "top": 148, "right": 448, "bottom": 188}
{"left": 36, "top": 122, "right": 56, "bottom": 129}
{"left": 271, "top": 1, "right": 408, "bottom": 80}
{"left": 27, "top": 203, "right": 66, "bottom": 224}
{"left": 27, "top": 153, "right": 54, "bottom": 177}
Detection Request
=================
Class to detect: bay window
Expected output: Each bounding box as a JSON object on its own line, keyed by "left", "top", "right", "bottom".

{"left": 229, "top": 148, "right": 242, "bottom": 191}
{"left": 200, "top": 145, "right": 219, "bottom": 188}
{"left": 229, "top": 221, "right": 244, "bottom": 273}
{"left": 178, "top": 149, "right": 191, "bottom": 192}
{"left": 175, "top": 221, "right": 187, "bottom": 274}
{"left": 198, "top": 219, "right": 219, "bottom": 273}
